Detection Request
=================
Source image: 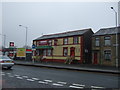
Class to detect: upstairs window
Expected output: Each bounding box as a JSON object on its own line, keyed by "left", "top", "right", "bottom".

{"left": 95, "top": 37, "right": 100, "bottom": 46}
{"left": 104, "top": 36, "right": 111, "bottom": 46}
{"left": 74, "top": 36, "right": 79, "bottom": 44}
{"left": 48, "top": 40, "right": 52, "bottom": 46}
{"left": 63, "top": 38, "right": 68, "bottom": 45}
{"left": 54, "top": 39, "right": 58, "bottom": 46}
{"left": 104, "top": 50, "right": 111, "bottom": 61}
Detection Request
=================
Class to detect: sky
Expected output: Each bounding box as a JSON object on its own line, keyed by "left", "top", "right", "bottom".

{"left": 1, "top": 1, "right": 119, "bottom": 48}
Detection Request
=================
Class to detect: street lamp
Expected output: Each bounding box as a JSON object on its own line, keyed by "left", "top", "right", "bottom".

{"left": 19, "top": 25, "right": 28, "bottom": 61}
{"left": 111, "top": 7, "right": 118, "bottom": 67}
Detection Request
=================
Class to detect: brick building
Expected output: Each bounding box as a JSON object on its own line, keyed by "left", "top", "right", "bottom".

{"left": 33, "top": 28, "right": 93, "bottom": 64}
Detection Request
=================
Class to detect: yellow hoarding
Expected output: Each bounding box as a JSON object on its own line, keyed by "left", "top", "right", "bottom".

{"left": 17, "top": 48, "right": 26, "bottom": 57}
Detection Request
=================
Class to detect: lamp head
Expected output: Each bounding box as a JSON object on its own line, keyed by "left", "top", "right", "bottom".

{"left": 111, "top": 7, "right": 113, "bottom": 9}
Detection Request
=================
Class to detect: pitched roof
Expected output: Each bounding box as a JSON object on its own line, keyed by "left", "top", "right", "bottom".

{"left": 93, "top": 26, "right": 120, "bottom": 36}
{"left": 34, "top": 28, "right": 92, "bottom": 40}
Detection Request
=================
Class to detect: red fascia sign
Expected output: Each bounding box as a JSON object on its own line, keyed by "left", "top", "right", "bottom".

{"left": 10, "top": 42, "right": 14, "bottom": 47}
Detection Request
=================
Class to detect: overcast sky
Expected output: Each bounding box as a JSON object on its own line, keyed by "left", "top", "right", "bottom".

{"left": 1, "top": 1, "right": 118, "bottom": 48}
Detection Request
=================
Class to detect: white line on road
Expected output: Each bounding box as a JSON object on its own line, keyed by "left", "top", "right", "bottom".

{"left": 91, "top": 86, "right": 104, "bottom": 89}
{"left": 72, "top": 83, "right": 85, "bottom": 87}
{"left": 22, "top": 76, "right": 28, "bottom": 78}
{"left": 32, "top": 78, "right": 39, "bottom": 80}
{"left": 57, "top": 81, "right": 67, "bottom": 84}
{"left": 1, "top": 74, "right": 5, "bottom": 76}
{"left": 8, "top": 75, "right": 14, "bottom": 77}
{"left": 44, "top": 80, "right": 53, "bottom": 82}
{"left": 69, "top": 85, "right": 84, "bottom": 89}
{"left": 52, "top": 83, "right": 64, "bottom": 87}
{"left": 14, "top": 75, "right": 20, "bottom": 77}
{"left": 7, "top": 73, "right": 11, "bottom": 74}
{"left": 27, "top": 79, "right": 35, "bottom": 82}
{"left": 38, "top": 81, "right": 48, "bottom": 84}
{"left": 16, "top": 77, "right": 23, "bottom": 79}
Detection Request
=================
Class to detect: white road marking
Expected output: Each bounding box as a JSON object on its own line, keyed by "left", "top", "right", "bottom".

{"left": 27, "top": 79, "right": 35, "bottom": 82}
{"left": 8, "top": 75, "right": 14, "bottom": 77}
{"left": 52, "top": 83, "right": 64, "bottom": 86}
{"left": 16, "top": 77, "right": 23, "bottom": 79}
{"left": 22, "top": 76, "right": 28, "bottom": 78}
{"left": 7, "top": 73, "right": 11, "bottom": 74}
{"left": 15, "top": 75, "right": 20, "bottom": 77}
{"left": 72, "top": 83, "right": 85, "bottom": 87}
{"left": 57, "top": 81, "right": 67, "bottom": 84}
{"left": 44, "top": 80, "right": 52, "bottom": 82}
{"left": 32, "top": 78, "right": 39, "bottom": 80}
{"left": 69, "top": 85, "right": 84, "bottom": 89}
{"left": 38, "top": 81, "right": 48, "bottom": 84}
{"left": 91, "top": 86, "right": 104, "bottom": 89}
{"left": 1, "top": 74, "right": 5, "bottom": 76}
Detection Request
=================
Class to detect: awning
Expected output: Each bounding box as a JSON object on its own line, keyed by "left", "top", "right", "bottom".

{"left": 35, "top": 46, "right": 53, "bottom": 49}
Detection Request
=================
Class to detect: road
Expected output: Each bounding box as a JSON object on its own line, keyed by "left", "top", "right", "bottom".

{"left": 1, "top": 65, "right": 119, "bottom": 89}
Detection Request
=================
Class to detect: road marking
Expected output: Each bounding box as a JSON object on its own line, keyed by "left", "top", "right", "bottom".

{"left": 91, "top": 86, "right": 104, "bottom": 89}
{"left": 69, "top": 85, "right": 84, "bottom": 89}
{"left": 38, "top": 81, "right": 48, "bottom": 84}
{"left": 16, "top": 77, "right": 23, "bottom": 79}
{"left": 57, "top": 81, "right": 67, "bottom": 84}
{"left": 32, "top": 78, "right": 39, "bottom": 80}
{"left": 27, "top": 79, "right": 35, "bottom": 82}
{"left": 8, "top": 75, "right": 14, "bottom": 77}
{"left": 52, "top": 83, "right": 64, "bottom": 87}
{"left": 15, "top": 74, "right": 20, "bottom": 77}
{"left": 72, "top": 83, "right": 85, "bottom": 87}
{"left": 6, "top": 73, "right": 11, "bottom": 74}
{"left": 1, "top": 74, "right": 5, "bottom": 76}
{"left": 44, "top": 80, "right": 52, "bottom": 82}
{"left": 22, "top": 76, "right": 28, "bottom": 78}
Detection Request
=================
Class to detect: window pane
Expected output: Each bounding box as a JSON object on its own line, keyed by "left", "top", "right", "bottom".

{"left": 47, "top": 49, "right": 51, "bottom": 56}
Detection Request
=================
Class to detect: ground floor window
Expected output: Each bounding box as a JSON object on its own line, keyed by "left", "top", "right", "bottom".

{"left": 43, "top": 49, "right": 52, "bottom": 56}
{"left": 104, "top": 50, "right": 111, "bottom": 61}
{"left": 43, "top": 50, "right": 47, "bottom": 56}
{"left": 47, "top": 49, "right": 52, "bottom": 56}
{"left": 63, "top": 47, "right": 68, "bottom": 56}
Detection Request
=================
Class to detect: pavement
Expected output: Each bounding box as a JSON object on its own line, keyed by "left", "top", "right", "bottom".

{"left": 14, "top": 60, "right": 120, "bottom": 74}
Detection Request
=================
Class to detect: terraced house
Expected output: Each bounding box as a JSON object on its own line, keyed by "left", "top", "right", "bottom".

{"left": 33, "top": 28, "right": 93, "bottom": 64}
{"left": 92, "top": 26, "right": 120, "bottom": 66}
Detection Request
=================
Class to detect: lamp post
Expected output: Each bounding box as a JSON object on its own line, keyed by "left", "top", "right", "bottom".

{"left": 0, "top": 34, "right": 6, "bottom": 48}
{"left": 111, "top": 7, "right": 118, "bottom": 67}
{"left": 19, "top": 25, "right": 28, "bottom": 60}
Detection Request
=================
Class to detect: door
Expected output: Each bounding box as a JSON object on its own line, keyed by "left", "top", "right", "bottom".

{"left": 93, "top": 52, "right": 98, "bottom": 64}
{"left": 70, "top": 47, "right": 75, "bottom": 57}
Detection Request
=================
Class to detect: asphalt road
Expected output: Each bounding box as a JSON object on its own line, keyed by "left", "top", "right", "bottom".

{"left": 1, "top": 65, "right": 119, "bottom": 89}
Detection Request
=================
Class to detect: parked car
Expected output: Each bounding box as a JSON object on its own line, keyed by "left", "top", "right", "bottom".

{"left": 0, "top": 55, "right": 14, "bottom": 69}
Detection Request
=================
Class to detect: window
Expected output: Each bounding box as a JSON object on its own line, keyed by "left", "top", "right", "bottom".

{"left": 74, "top": 36, "right": 79, "bottom": 44}
{"left": 43, "top": 50, "right": 47, "bottom": 56}
{"left": 47, "top": 49, "right": 52, "bottom": 56}
{"left": 63, "top": 38, "right": 68, "bottom": 45}
{"left": 104, "top": 50, "right": 111, "bottom": 61}
{"left": 54, "top": 39, "right": 58, "bottom": 46}
{"left": 95, "top": 37, "right": 100, "bottom": 46}
{"left": 63, "top": 47, "right": 68, "bottom": 56}
{"left": 48, "top": 40, "right": 52, "bottom": 46}
{"left": 104, "top": 36, "right": 111, "bottom": 46}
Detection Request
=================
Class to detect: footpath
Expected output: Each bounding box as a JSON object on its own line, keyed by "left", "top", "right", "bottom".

{"left": 14, "top": 60, "right": 120, "bottom": 74}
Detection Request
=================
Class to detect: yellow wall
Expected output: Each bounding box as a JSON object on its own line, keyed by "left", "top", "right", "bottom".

{"left": 46, "top": 36, "right": 82, "bottom": 61}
